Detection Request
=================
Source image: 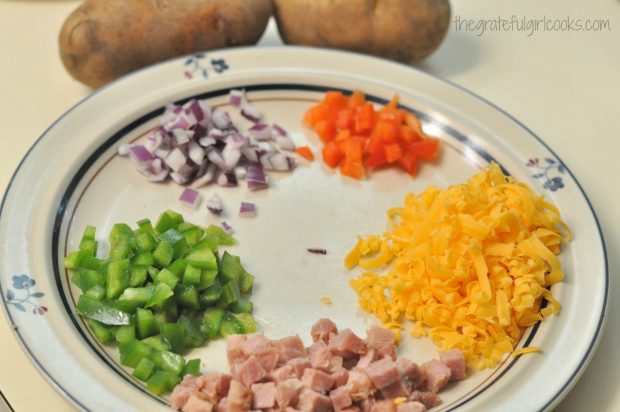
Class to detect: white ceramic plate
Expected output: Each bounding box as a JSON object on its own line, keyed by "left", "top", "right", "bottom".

{"left": 0, "top": 47, "right": 608, "bottom": 412}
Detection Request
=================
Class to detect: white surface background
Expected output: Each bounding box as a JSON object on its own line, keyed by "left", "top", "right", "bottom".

{"left": 0, "top": 0, "right": 618, "bottom": 410}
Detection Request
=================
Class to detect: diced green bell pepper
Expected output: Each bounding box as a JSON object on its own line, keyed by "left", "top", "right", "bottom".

{"left": 238, "top": 271, "right": 254, "bottom": 294}
{"left": 177, "top": 315, "right": 205, "bottom": 347}
{"left": 167, "top": 258, "right": 187, "bottom": 278}
{"left": 183, "top": 264, "right": 201, "bottom": 285}
{"left": 106, "top": 259, "right": 130, "bottom": 299}
{"left": 160, "top": 323, "right": 185, "bottom": 353}
{"left": 76, "top": 295, "right": 133, "bottom": 325}
{"left": 80, "top": 255, "right": 104, "bottom": 271}
{"left": 135, "top": 231, "right": 157, "bottom": 252}
{"left": 182, "top": 227, "right": 204, "bottom": 246}
{"left": 183, "top": 358, "right": 201, "bottom": 377}
{"left": 205, "top": 224, "right": 236, "bottom": 246}
{"left": 85, "top": 284, "right": 106, "bottom": 300}
{"left": 86, "top": 318, "right": 115, "bottom": 343}
{"left": 219, "top": 251, "right": 244, "bottom": 284}
{"left": 155, "top": 210, "right": 184, "bottom": 234}
{"left": 115, "top": 325, "right": 136, "bottom": 345}
{"left": 201, "top": 307, "right": 225, "bottom": 340}
{"left": 72, "top": 268, "right": 105, "bottom": 293}
{"left": 174, "top": 284, "right": 199, "bottom": 310}
{"left": 199, "top": 281, "right": 221, "bottom": 308}
{"left": 228, "top": 297, "right": 253, "bottom": 314}
{"left": 142, "top": 335, "right": 171, "bottom": 352}
{"left": 154, "top": 268, "right": 179, "bottom": 289}
{"left": 218, "top": 312, "right": 244, "bottom": 337}
{"left": 120, "top": 340, "right": 153, "bottom": 368}
{"left": 147, "top": 370, "right": 179, "bottom": 395}
{"left": 159, "top": 229, "right": 190, "bottom": 258}
{"left": 185, "top": 248, "right": 217, "bottom": 270}
{"left": 153, "top": 240, "right": 174, "bottom": 267}
{"left": 129, "top": 265, "right": 148, "bottom": 287}
{"left": 198, "top": 269, "right": 218, "bottom": 290}
{"left": 153, "top": 350, "right": 186, "bottom": 376}
{"left": 64, "top": 250, "right": 87, "bottom": 270}
{"left": 136, "top": 308, "right": 159, "bottom": 339}
{"left": 219, "top": 281, "right": 240, "bottom": 307}
{"left": 133, "top": 357, "right": 156, "bottom": 382}
{"left": 137, "top": 218, "right": 156, "bottom": 236}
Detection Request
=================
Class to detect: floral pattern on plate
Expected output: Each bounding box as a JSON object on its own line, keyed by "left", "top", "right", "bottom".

{"left": 5, "top": 275, "right": 47, "bottom": 315}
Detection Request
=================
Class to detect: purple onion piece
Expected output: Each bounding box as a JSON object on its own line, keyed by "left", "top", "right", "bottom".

{"left": 234, "top": 166, "right": 247, "bottom": 181}
{"left": 170, "top": 171, "right": 190, "bottom": 185}
{"left": 221, "top": 221, "right": 234, "bottom": 235}
{"left": 188, "top": 141, "right": 205, "bottom": 166}
{"left": 164, "top": 147, "right": 187, "bottom": 172}
{"left": 154, "top": 148, "right": 172, "bottom": 160}
{"left": 206, "top": 193, "right": 224, "bottom": 215}
{"left": 268, "top": 152, "right": 291, "bottom": 171}
{"left": 212, "top": 109, "right": 232, "bottom": 129}
{"left": 241, "top": 147, "right": 258, "bottom": 162}
{"left": 275, "top": 136, "right": 296, "bottom": 151}
{"left": 248, "top": 123, "right": 271, "bottom": 141}
{"left": 147, "top": 169, "right": 169, "bottom": 182}
{"left": 216, "top": 172, "right": 238, "bottom": 187}
{"left": 129, "top": 145, "right": 155, "bottom": 170}
{"left": 228, "top": 89, "right": 244, "bottom": 106}
{"left": 239, "top": 202, "right": 257, "bottom": 218}
{"left": 172, "top": 128, "right": 193, "bottom": 145}
{"left": 191, "top": 164, "right": 217, "bottom": 188}
{"left": 271, "top": 123, "right": 288, "bottom": 137}
{"left": 226, "top": 133, "right": 247, "bottom": 149}
{"left": 117, "top": 144, "right": 130, "bottom": 156}
{"left": 222, "top": 144, "right": 242, "bottom": 171}
{"left": 207, "top": 149, "right": 226, "bottom": 169}
{"left": 179, "top": 188, "right": 202, "bottom": 209}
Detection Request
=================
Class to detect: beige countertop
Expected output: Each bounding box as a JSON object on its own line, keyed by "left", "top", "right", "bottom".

{"left": 0, "top": 0, "right": 618, "bottom": 410}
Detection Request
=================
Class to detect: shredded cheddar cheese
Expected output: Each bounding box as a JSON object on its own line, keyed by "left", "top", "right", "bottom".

{"left": 511, "top": 346, "right": 542, "bottom": 358}
{"left": 320, "top": 297, "right": 333, "bottom": 305}
{"left": 347, "top": 163, "right": 571, "bottom": 369}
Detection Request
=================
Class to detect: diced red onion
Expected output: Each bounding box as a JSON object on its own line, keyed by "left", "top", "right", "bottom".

{"left": 179, "top": 188, "right": 202, "bottom": 209}
{"left": 228, "top": 89, "right": 244, "bottom": 106}
{"left": 147, "top": 169, "right": 169, "bottom": 182}
{"left": 248, "top": 123, "right": 271, "bottom": 141}
{"left": 212, "top": 109, "right": 232, "bottom": 129}
{"left": 154, "top": 148, "right": 171, "bottom": 160}
{"left": 275, "top": 136, "right": 296, "bottom": 151}
{"left": 145, "top": 130, "right": 163, "bottom": 154}
{"left": 188, "top": 141, "right": 205, "bottom": 165}
{"left": 234, "top": 166, "right": 247, "bottom": 181}
{"left": 172, "top": 128, "right": 193, "bottom": 145}
{"left": 206, "top": 193, "right": 223, "bottom": 215}
{"left": 241, "top": 147, "right": 258, "bottom": 162}
{"left": 246, "top": 162, "right": 268, "bottom": 191}
{"left": 151, "top": 158, "right": 163, "bottom": 173}
{"left": 267, "top": 152, "right": 291, "bottom": 171}
{"left": 221, "top": 221, "right": 234, "bottom": 235}
{"left": 240, "top": 100, "right": 261, "bottom": 123}
{"left": 165, "top": 112, "right": 192, "bottom": 131}
{"left": 191, "top": 164, "right": 216, "bottom": 188}
{"left": 186, "top": 99, "right": 204, "bottom": 122}
{"left": 129, "top": 145, "right": 155, "bottom": 170}
{"left": 226, "top": 133, "right": 246, "bottom": 149}
{"left": 117, "top": 144, "right": 130, "bottom": 156}
{"left": 207, "top": 149, "right": 226, "bottom": 169}
{"left": 222, "top": 144, "right": 242, "bottom": 170}
{"left": 164, "top": 147, "right": 187, "bottom": 172}
{"left": 216, "top": 172, "right": 237, "bottom": 187}
{"left": 199, "top": 136, "right": 216, "bottom": 147}
{"left": 271, "top": 123, "right": 288, "bottom": 137}
{"left": 239, "top": 202, "right": 257, "bottom": 218}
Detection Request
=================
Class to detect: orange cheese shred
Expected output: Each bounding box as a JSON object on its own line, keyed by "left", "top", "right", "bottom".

{"left": 347, "top": 163, "right": 571, "bottom": 369}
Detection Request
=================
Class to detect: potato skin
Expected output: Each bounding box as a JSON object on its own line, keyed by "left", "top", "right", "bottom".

{"left": 273, "top": 0, "right": 451, "bottom": 64}
{"left": 59, "top": 0, "right": 273, "bottom": 88}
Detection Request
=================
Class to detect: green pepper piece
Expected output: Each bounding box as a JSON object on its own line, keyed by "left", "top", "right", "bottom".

{"left": 133, "top": 357, "right": 156, "bottom": 382}
{"left": 109, "top": 223, "right": 134, "bottom": 246}
{"left": 177, "top": 315, "right": 205, "bottom": 347}
{"left": 167, "top": 258, "right": 187, "bottom": 278}
{"left": 228, "top": 297, "right": 253, "bottom": 314}
{"left": 76, "top": 295, "right": 133, "bottom": 325}
{"left": 219, "top": 251, "right": 244, "bottom": 284}
{"left": 183, "top": 264, "right": 202, "bottom": 286}
{"left": 136, "top": 231, "right": 157, "bottom": 252}
{"left": 72, "top": 269, "right": 105, "bottom": 293}
{"left": 116, "top": 286, "right": 154, "bottom": 312}
{"left": 153, "top": 240, "right": 174, "bottom": 267}
{"left": 147, "top": 266, "right": 159, "bottom": 279}
{"left": 110, "top": 236, "right": 132, "bottom": 261}
{"left": 205, "top": 224, "right": 236, "bottom": 246}
{"left": 183, "top": 359, "right": 201, "bottom": 377}
{"left": 79, "top": 239, "right": 98, "bottom": 257}
{"left": 154, "top": 268, "right": 179, "bottom": 289}
{"left": 174, "top": 284, "right": 199, "bottom": 310}
{"left": 147, "top": 370, "right": 179, "bottom": 395}
{"left": 115, "top": 325, "right": 136, "bottom": 345}
{"left": 155, "top": 210, "right": 184, "bottom": 234}
{"left": 176, "top": 222, "right": 197, "bottom": 232}
{"left": 198, "top": 269, "right": 218, "bottom": 290}
{"left": 159, "top": 229, "right": 190, "bottom": 258}
{"left": 85, "top": 285, "right": 106, "bottom": 301}
{"left": 133, "top": 252, "right": 154, "bottom": 267}
{"left": 137, "top": 218, "right": 156, "bottom": 237}
{"left": 219, "top": 281, "right": 240, "bottom": 307}
{"left": 185, "top": 248, "right": 217, "bottom": 270}
{"left": 182, "top": 227, "right": 204, "bottom": 246}
{"left": 145, "top": 283, "right": 174, "bottom": 308}
{"left": 160, "top": 323, "right": 185, "bottom": 353}
{"left": 129, "top": 265, "right": 148, "bottom": 287}
{"left": 201, "top": 307, "right": 225, "bottom": 339}
{"left": 81, "top": 225, "right": 96, "bottom": 241}
{"left": 80, "top": 255, "right": 104, "bottom": 271}
{"left": 106, "top": 259, "right": 130, "bottom": 299}
{"left": 233, "top": 312, "right": 257, "bottom": 333}
{"left": 219, "top": 312, "right": 244, "bottom": 337}
{"left": 64, "top": 250, "right": 87, "bottom": 270}
{"left": 86, "top": 319, "right": 115, "bottom": 343}
{"left": 142, "top": 335, "right": 172, "bottom": 352}
{"left": 120, "top": 340, "right": 153, "bottom": 368}
{"left": 199, "top": 281, "right": 221, "bottom": 308}
{"left": 136, "top": 308, "right": 159, "bottom": 339}
{"left": 153, "top": 350, "right": 186, "bottom": 376}
{"left": 191, "top": 236, "right": 218, "bottom": 252}
{"left": 238, "top": 271, "right": 254, "bottom": 294}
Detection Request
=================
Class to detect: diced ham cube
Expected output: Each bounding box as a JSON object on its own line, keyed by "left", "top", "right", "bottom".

{"left": 216, "top": 397, "right": 227, "bottom": 412}
{"left": 234, "top": 356, "right": 268, "bottom": 387}
{"left": 287, "top": 358, "right": 312, "bottom": 379}
{"left": 346, "top": 370, "right": 375, "bottom": 401}
{"left": 271, "top": 364, "right": 296, "bottom": 382}
{"left": 439, "top": 350, "right": 467, "bottom": 381}
{"left": 171, "top": 375, "right": 201, "bottom": 410}
{"left": 360, "top": 399, "right": 375, "bottom": 412}
{"left": 357, "top": 349, "right": 377, "bottom": 369}
{"left": 302, "top": 368, "right": 336, "bottom": 393}
{"left": 365, "top": 358, "right": 400, "bottom": 389}
{"left": 182, "top": 393, "right": 213, "bottom": 412}
{"left": 396, "top": 401, "right": 426, "bottom": 412}
{"left": 421, "top": 359, "right": 451, "bottom": 393}
{"left": 227, "top": 380, "right": 250, "bottom": 412}
{"left": 276, "top": 378, "right": 303, "bottom": 408}
{"left": 199, "top": 373, "right": 232, "bottom": 403}
{"left": 227, "top": 335, "right": 247, "bottom": 365}
{"left": 240, "top": 334, "right": 272, "bottom": 356}
{"left": 311, "top": 318, "right": 338, "bottom": 344}
{"left": 251, "top": 382, "right": 276, "bottom": 409}
{"left": 310, "top": 341, "right": 334, "bottom": 370}
{"left": 370, "top": 399, "right": 396, "bottom": 412}
{"left": 366, "top": 326, "right": 397, "bottom": 360}
{"left": 274, "top": 335, "right": 307, "bottom": 365}
{"left": 381, "top": 379, "right": 410, "bottom": 399}
{"left": 254, "top": 346, "right": 279, "bottom": 374}
{"left": 297, "top": 388, "right": 332, "bottom": 412}
{"left": 409, "top": 391, "right": 442, "bottom": 408}
{"left": 329, "top": 329, "right": 367, "bottom": 358}
{"left": 396, "top": 359, "right": 425, "bottom": 390}
{"left": 330, "top": 386, "right": 353, "bottom": 411}
{"left": 331, "top": 368, "right": 349, "bottom": 389}
{"left": 341, "top": 408, "right": 361, "bottom": 412}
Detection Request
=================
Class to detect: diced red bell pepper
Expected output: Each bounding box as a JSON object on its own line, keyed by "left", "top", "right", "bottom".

{"left": 411, "top": 138, "right": 440, "bottom": 161}
{"left": 322, "top": 141, "right": 344, "bottom": 168}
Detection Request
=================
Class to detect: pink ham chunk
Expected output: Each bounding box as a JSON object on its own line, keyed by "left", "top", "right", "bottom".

{"left": 396, "top": 359, "right": 425, "bottom": 390}
{"left": 421, "top": 359, "right": 451, "bottom": 393}
{"left": 365, "top": 358, "right": 400, "bottom": 389}
{"left": 251, "top": 382, "right": 276, "bottom": 409}
{"left": 288, "top": 357, "right": 312, "bottom": 379}
{"left": 380, "top": 379, "right": 410, "bottom": 399}
{"left": 171, "top": 375, "right": 201, "bottom": 411}
{"left": 396, "top": 401, "right": 426, "bottom": 412}
{"left": 297, "top": 388, "right": 332, "bottom": 412}
{"left": 226, "top": 380, "right": 251, "bottom": 412}
{"left": 271, "top": 364, "right": 296, "bottom": 382}
{"left": 240, "top": 334, "right": 272, "bottom": 355}
{"left": 366, "top": 326, "right": 397, "bottom": 360}
{"left": 276, "top": 378, "right": 303, "bottom": 408}
{"left": 200, "top": 373, "right": 231, "bottom": 404}
{"left": 330, "top": 386, "right": 353, "bottom": 411}
{"left": 329, "top": 329, "right": 367, "bottom": 358}
{"left": 439, "top": 350, "right": 467, "bottom": 381}
{"left": 227, "top": 335, "right": 247, "bottom": 365}
{"left": 357, "top": 349, "right": 377, "bottom": 369}
{"left": 311, "top": 318, "right": 338, "bottom": 344}
{"left": 310, "top": 341, "right": 343, "bottom": 372}
{"left": 409, "top": 391, "right": 442, "bottom": 408}
{"left": 302, "top": 368, "right": 336, "bottom": 393}
{"left": 233, "top": 356, "right": 268, "bottom": 387}
{"left": 331, "top": 368, "right": 349, "bottom": 389}
{"left": 182, "top": 393, "right": 213, "bottom": 412}
{"left": 346, "top": 370, "right": 374, "bottom": 401}
{"left": 274, "top": 335, "right": 307, "bottom": 365}
{"left": 370, "top": 400, "right": 396, "bottom": 412}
